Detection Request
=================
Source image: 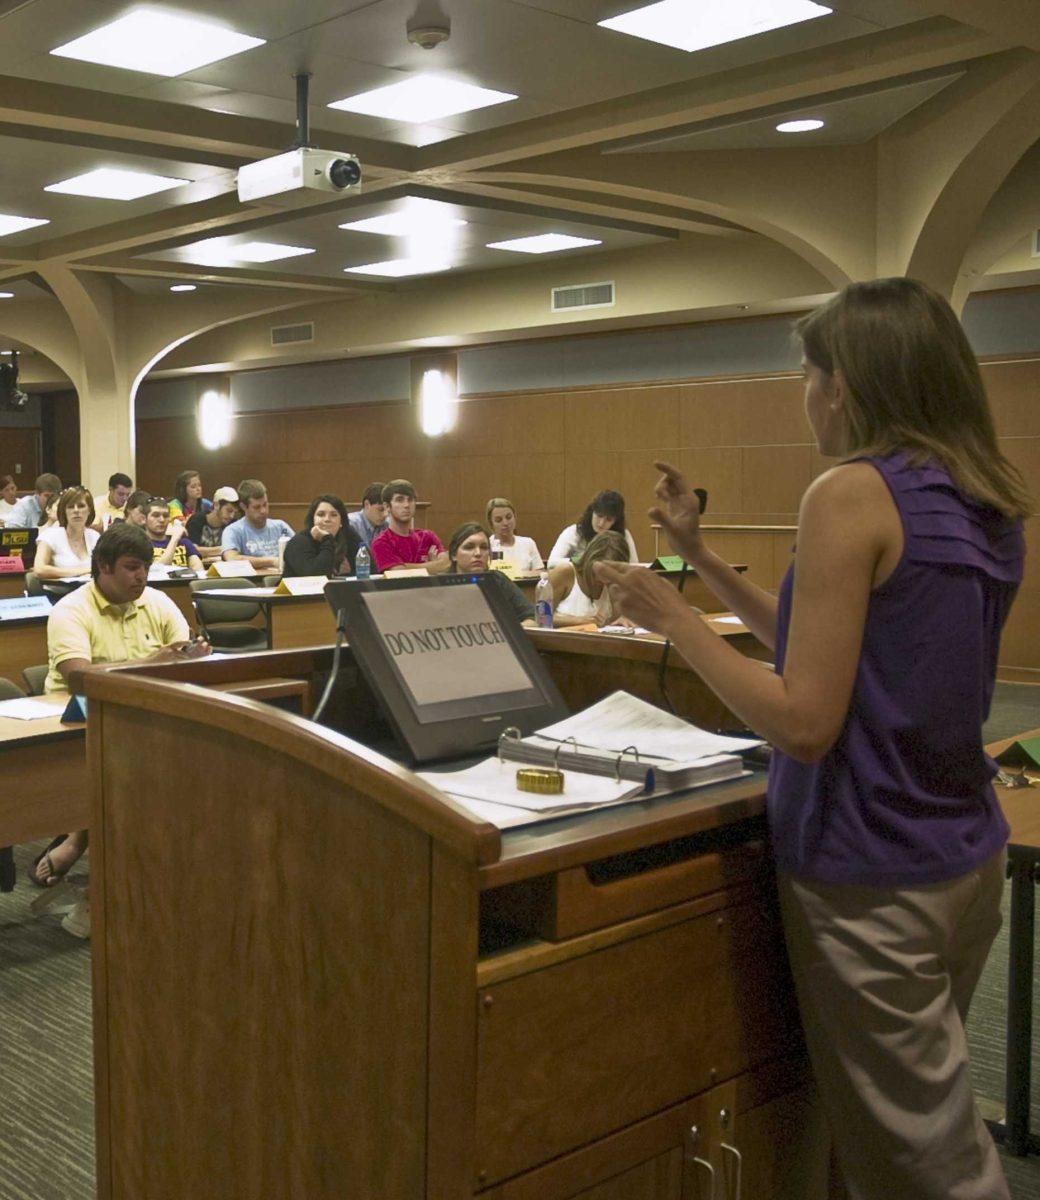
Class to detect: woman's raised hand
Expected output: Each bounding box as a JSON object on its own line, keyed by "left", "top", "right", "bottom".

{"left": 650, "top": 460, "right": 704, "bottom": 564}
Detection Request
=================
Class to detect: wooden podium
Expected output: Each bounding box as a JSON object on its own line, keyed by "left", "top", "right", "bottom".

{"left": 83, "top": 652, "right": 829, "bottom": 1200}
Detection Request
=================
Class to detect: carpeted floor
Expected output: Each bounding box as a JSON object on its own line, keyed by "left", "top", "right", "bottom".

{"left": 2, "top": 683, "right": 1040, "bottom": 1199}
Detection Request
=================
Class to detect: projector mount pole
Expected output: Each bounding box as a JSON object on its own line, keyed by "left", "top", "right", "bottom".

{"left": 292, "top": 72, "right": 312, "bottom": 150}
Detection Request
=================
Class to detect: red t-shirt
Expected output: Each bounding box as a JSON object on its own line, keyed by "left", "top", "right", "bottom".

{"left": 371, "top": 527, "right": 443, "bottom": 571}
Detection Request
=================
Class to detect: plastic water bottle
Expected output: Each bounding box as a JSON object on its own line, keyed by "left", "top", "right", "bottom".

{"left": 277, "top": 535, "right": 289, "bottom": 572}
{"left": 355, "top": 544, "right": 371, "bottom": 580}
{"left": 535, "top": 572, "right": 553, "bottom": 628}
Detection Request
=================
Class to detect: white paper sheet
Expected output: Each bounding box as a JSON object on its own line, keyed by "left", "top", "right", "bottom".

{"left": 536, "top": 690, "right": 761, "bottom": 762}
{"left": 419, "top": 755, "right": 644, "bottom": 814}
{"left": 0, "top": 697, "right": 63, "bottom": 721}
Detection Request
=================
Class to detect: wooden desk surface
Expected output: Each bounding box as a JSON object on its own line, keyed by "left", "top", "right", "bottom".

{"left": 987, "top": 727, "right": 1040, "bottom": 850}
{"left": 0, "top": 572, "right": 25, "bottom": 600}
{"left": 0, "top": 692, "right": 86, "bottom": 845}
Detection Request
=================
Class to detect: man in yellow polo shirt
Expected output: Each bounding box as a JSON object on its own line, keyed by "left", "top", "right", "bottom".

{"left": 36, "top": 523, "right": 210, "bottom": 934}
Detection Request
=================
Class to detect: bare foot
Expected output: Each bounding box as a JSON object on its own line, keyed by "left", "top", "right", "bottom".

{"left": 32, "top": 832, "right": 87, "bottom": 886}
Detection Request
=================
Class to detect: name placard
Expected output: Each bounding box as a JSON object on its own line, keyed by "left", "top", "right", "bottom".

{"left": 0, "top": 555, "right": 24, "bottom": 574}
{"left": 0, "top": 595, "right": 51, "bottom": 620}
{"left": 207, "top": 560, "right": 256, "bottom": 578}
{"left": 274, "top": 576, "right": 327, "bottom": 596}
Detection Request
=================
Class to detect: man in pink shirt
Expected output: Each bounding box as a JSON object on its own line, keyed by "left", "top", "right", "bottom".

{"left": 371, "top": 479, "right": 450, "bottom": 573}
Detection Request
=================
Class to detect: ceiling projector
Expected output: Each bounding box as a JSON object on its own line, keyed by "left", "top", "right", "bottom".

{"left": 237, "top": 147, "right": 362, "bottom": 208}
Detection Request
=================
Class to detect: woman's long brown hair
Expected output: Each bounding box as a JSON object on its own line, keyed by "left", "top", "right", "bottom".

{"left": 797, "top": 278, "right": 1031, "bottom": 521}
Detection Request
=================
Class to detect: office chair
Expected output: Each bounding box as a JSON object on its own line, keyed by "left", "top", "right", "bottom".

{"left": 189, "top": 577, "right": 269, "bottom": 653}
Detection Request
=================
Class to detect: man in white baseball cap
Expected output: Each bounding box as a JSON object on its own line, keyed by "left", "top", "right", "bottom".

{"left": 185, "top": 485, "right": 241, "bottom": 562}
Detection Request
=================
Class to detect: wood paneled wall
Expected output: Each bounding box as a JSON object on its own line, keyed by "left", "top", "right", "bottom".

{"left": 135, "top": 355, "right": 1040, "bottom": 672}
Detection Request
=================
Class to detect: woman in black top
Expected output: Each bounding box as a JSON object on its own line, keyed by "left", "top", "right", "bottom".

{"left": 283, "top": 494, "right": 362, "bottom": 577}
{"left": 447, "top": 522, "right": 535, "bottom": 625}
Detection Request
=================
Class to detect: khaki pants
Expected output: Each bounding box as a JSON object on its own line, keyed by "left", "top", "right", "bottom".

{"left": 778, "top": 851, "right": 1009, "bottom": 1200}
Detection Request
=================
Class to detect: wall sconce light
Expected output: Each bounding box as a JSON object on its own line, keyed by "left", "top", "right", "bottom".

{"left": 198, "top": 389, "right": 232, "bottom": 449}
{"left": 420, "top": 367, "right": 456, "bottom": 437}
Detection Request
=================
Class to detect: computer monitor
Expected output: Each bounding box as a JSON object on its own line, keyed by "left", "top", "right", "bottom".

{"left": 325, "top": 574, "right": 568, "bottom": 764}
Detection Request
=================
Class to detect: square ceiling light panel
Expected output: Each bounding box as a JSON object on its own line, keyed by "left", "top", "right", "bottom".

{"left": 50, "top": 11, "right": 265, "bottom": 76}
{"left": 328, "top": 75, "right": 517, "bottom": 124}
{"left": 0, "top": 215, "right": 49, "bottom": 237}
{"left": 179, "top": 238, "right": 315, "bottom": 266}
{"left": 340, "top": 197, "right": 467, "bottom": 237}
{"left": 488, "top": 234, "right": 602, "bottom": 254}
{"left": 599, "top": 0, "right": 831, "bottom": 53}
{"left": 345, "top": 259, "right": 452, "bottom": 277}
{"left": 45, "top": 168, "right": 190, "bottom": 200}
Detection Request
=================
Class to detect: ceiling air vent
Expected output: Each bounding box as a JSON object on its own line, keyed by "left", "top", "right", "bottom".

{"left": 551, "top": 281, "right": 615, "bottom": 313}
{"left": 270, "top": 321, "right": 314, "bottom": 347}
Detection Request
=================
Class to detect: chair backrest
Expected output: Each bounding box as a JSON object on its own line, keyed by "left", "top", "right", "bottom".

{"left": 262, "top": 574, "right": 282, "bottom": 588}
{"left": 22, "top": 665, "right": 48, "bottom": 695}
{"left": 189, "top": 576, "right": 262, "bottom": 624}
{"left": 0, "top": 676, "right": 25, "bottom": 700}
{"left": 24, "top": 571, "right": 44, "bottom": 596}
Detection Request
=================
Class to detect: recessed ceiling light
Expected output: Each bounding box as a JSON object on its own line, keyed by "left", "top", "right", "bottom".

{"left": 50, "top": 12, "right": 265, "bottom": 77}
{"left": 170, "top": 284, "right": 197, "bottom": 292}
{"left": 487, "top": 233, "right": 602, "bottom": 254}
{"left": 599, "top": 0, "right": 831, "bottom": 53}
{"left": 340, "top": 197, "right": 467, "bottom": 237}
{"left": 45, "top": 168, "right": 189, "bottom": 200}
{"left": 776, "top": 118, "right": 825, "bottom": 133}
{"left": 328, "top": 75, "right": 517, "bottom": 123}
{"left": 180, "top": 238, "right": 315, "bottom": 266}
{"left": 0, "top": 295, "right": 12, "bottom": 301}
{"left": 344, "top": 259, "right": 452, "bottom": 278}
{"left": 0, "top": 214, "right": 49, "bottom": 237}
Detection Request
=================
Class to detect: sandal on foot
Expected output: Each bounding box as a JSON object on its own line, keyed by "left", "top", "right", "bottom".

{"left": 30, "top": 835, "right": 70, "bottom": 888}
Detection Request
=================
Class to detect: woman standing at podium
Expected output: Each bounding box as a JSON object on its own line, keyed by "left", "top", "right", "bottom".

{"left": 597, "top": 278, "right": 1026, "bottom": 1200}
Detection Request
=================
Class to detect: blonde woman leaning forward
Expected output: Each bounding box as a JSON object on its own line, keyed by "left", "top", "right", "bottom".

{"left": 596, "top": 278, "right": 1026, "bottom": 1200}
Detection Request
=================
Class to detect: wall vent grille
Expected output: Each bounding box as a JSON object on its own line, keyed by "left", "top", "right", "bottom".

{"left": 270, "top": 322, "right": 314, "bottom": 346}
{"left": 551, "top": 281, "right": 615, "bottom": 313}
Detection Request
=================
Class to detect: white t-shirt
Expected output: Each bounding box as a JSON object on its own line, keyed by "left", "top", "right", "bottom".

{"left": 490, "top": 534, "right": 543, "bottom": 573}
{"left": 0, "top": 498, "right": 16, "bottom": 521}
{"left": 547, "top": 523, "right": 639, "bottom": 567}
{"left": 38, "top": 525, "right": 99, "bottom": 571}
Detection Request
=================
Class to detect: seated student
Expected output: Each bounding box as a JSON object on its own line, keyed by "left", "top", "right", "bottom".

{"left": 91, "top": 472, "right": 133, "bottom": 530}
{"left": 547, "top": 490, "right": 639, "bottom": 566}
{"left": 33, "top": 487, "right": 100, "bottom": 579}
{"left": 549, "top": 530, "right": 633, "bottom": 627}
{"left": 447, "top": 522, "right": 535, "bottom": 625}
{"left": 122, "top": 490, "right": 151, "bottom": 527}
{"left": 347, "top": 482, "right": 389, "bottom": 550}
{"left": 221, "top": 479, "right": 294, "bottom": 571}
{"left": 371, "top": 479, "right": 449, "bottom": 573}
{"left": 168, "top": 469, "right": 212, "bottom": 524}
{"left": 283, "top": 494, "right": 362, "bottom": 577}
{"left": 145, "top": 498, "right": 203, "bottom": 572}
{"left": 486, "top": 497, "right": 544, "bottom": 572}
{"left": 34, "top": 523, "right": 211, "bottom": 932}
{"left": 185, "top": 486, "right": 240, "bottom": 562}
{"left": 4, "top": 472, "right": 62, "bottom": 528}
{"left": 0, "top": 473, "right": 18, "bottom": 524}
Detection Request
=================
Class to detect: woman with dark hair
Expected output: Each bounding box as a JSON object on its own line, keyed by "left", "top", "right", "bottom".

{"left": 548, "top": 529, "right": 632, "bottom": 627}
{"left": 283, "top": 494, "right": 362, "bottom": 578}
{"left": 168, "top": 470, "right": 212, "bottom": 524}
{"left": 33, "top": 486, "right": 99, "bottom": 579}
{"left": 447, "top": 522, "right": 535, "bottom": 625}
{"left": 599, "top": 278, "right": 1027, "bottom": 1200}
{"left": 547, "top": 489, "right": 639, "bottom": 566}
{"left": 0, "top": 473, "right": 18, "bottom": 523}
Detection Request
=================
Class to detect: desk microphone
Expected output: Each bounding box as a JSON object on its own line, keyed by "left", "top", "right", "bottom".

{"left": 657, "top": 488, "right": 706, "bottom": 715}
{"left": 313, "top": 606, "right": 348, "bottom": 724}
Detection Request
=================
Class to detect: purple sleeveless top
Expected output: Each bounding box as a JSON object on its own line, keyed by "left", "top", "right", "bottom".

{"left": 767, "top": 453, "right": 1024, "bottom": 887}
